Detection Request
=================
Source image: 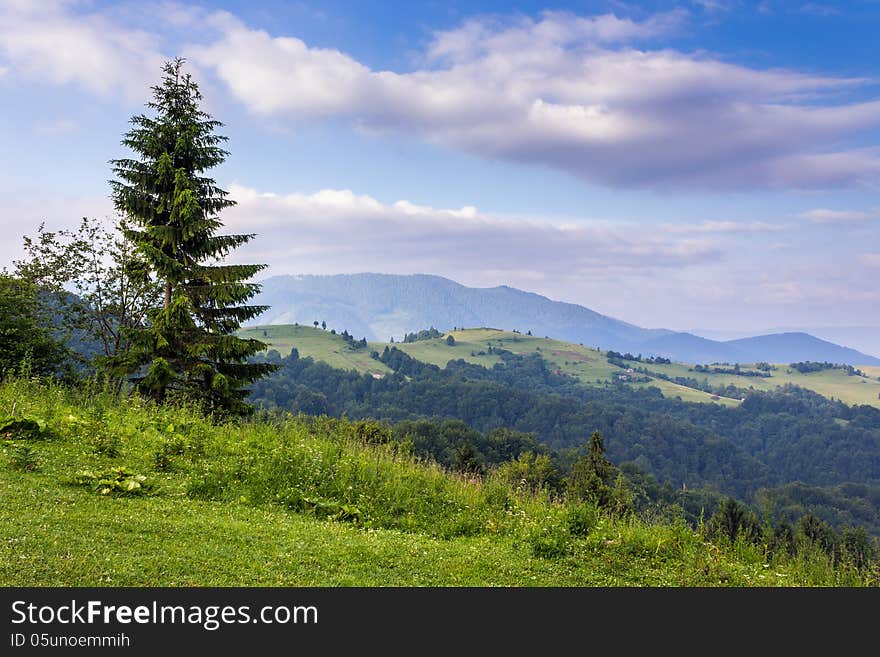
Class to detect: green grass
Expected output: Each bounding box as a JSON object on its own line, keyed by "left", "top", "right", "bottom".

{"left": 375, "top": 328, "right": 742, "bottom": 406}
{"left": 240, "top": 325, "right": 880, "bottom": 408}
{"left": 239, "top": 324, "right": 391, "bottom": 377}
{"left": 1, "top": 378, "right": 874, "bottom": 587}
{"left": 392, "top": 328, "right": 616, "bottom": 376}
{"left": 617, "top": 359, "right": 880, "bottom": 408}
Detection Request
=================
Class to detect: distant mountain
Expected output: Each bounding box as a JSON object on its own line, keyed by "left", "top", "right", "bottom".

{"left": 725, "top": 332, "right": 880, "bottom": 366}
{"left": 249, "top": 273, "right": 880, "bottom": 366}
{"left": 250, "top": 273, "right": 671, "bottom": 348}
{"left": 692, "top": 326, "right": 880, "bottom": 360}
{"left": 637, "top": 332, "right": 750, "bottom": 364}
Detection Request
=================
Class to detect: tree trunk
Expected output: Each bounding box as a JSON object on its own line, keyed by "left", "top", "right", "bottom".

{"left": 164, "top": 280, "right": 172, "bottom": 309}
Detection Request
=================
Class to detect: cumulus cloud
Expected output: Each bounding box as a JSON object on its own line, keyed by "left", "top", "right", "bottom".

{"left": 189, "top": 9, "right": 880, "bottom": 190}
{"left": 3, "top": 3, "right": 879, "bottom": 191}
{"left": 424, "top": 9, "right": 687, "bottom": 64}
{"left": 0, "top": 0, "right": 166, "bottom": 99}
{"left": 220, "top": 184, "right": 719, "bottom": 286}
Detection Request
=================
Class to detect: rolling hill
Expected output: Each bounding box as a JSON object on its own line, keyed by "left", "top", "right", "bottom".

{"left": 240, "top": 324, "right": 880, "bottom": 539}
{"left": 239, "top": 325, "right": 880, "bottom": 409}
{"left": 248, "top": 274, "right": 880, "bottom": 366}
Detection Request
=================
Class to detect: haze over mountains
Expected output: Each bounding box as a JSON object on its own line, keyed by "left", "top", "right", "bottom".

{"left": 691, "top": 327, "right": 880, "bottom": 361}
{"left": 249, "top": 274, "right": 880, "bottom": 366}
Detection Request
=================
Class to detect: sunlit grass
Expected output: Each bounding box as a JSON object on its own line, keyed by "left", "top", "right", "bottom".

{"left": 0, "top": 378, "right": 874, "bottom": 587}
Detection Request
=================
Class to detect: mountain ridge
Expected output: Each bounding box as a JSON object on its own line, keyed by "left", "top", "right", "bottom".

{"left": 249, "top": 273, "right": 880, "bottom": 366}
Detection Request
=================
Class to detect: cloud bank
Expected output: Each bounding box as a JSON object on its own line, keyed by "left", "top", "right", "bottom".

{"left": 3, "top": 2, "right": 879, "bottom": 191}
{"left": 218, "top": 184, "right": 877, "bottom": 328}
{"left": 0, "top": 0, "right": 165, "bottom": 99}
{"left": 221, "top": 184, "right": 718, "bottom": 284}
{"left": 191, "top": 9, "right": 880, "bottom": 190}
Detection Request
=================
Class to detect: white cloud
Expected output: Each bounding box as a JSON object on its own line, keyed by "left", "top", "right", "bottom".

{"left": 861, "top": 253, "right": 880, "bottom": 267}
{"left": 220, "top": 184, "right": 719, "bottom": 286}
{"left": 425, "top": 10, "right": 687, "bottom": 64}
{"left": 3, "top": 4, "right": 878, "bottom": 191}
{"left": 660, "top": 220, "right": 785, "bottom": 234}
{"left": 189, "top": 9, "right": 880, "bottom": 191}
{"left": 0, "top": 0, "right": 166, "bottom": 99}
{"left": 798, "top": 208, "right": 877, "bottom": 224}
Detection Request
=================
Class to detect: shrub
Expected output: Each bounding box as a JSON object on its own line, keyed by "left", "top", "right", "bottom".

{"left": 526, "top": 521, "right": 570, "bottom": 559}
{"left": 566, "top": 502, "right": 599, "bottom": 537}
{"left": 72, "top": 467, "right": 153, "bottom": 496}
{"left": 62, "top": 413, "right": 119, "bottom": 457}
{"left": 90, "top": 430, "right": 121, "bottom": 458}
{"left": 352, "top": 419, "right": 392, "bottom": 444}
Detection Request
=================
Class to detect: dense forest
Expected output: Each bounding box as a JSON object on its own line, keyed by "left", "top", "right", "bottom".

{"left": 248, "top": 345, "right": 880, "bottom": 536}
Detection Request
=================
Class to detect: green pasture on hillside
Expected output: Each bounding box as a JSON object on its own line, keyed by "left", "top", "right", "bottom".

{"left": 239, "top": 324, "right": 392, "bottom": 377}
{"left": 241, "top": 325, "right": 878, "bottom": 408}
{"left": 1, "top": 379, "right": 870, "bottom": 587}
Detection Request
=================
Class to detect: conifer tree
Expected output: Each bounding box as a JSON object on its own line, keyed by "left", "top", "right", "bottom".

{"left": 109, "top": 58, "right": 276, "bottom": 416}
{"left": 566, "top": 430, "right": 617, "bottom": 507}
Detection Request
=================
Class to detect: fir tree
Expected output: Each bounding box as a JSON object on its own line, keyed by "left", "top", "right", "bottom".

{"left": 109, "top": 58, "right": 276, "bottom": 416}
{"left": 566, "top": 430, "right": 618, "bottom": 507}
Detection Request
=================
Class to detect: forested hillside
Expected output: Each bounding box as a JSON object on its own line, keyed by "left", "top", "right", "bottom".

{"left": 248, "top": 343, "right": 880, "bottom": 537}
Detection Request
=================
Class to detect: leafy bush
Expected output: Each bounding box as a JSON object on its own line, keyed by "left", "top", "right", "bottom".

{"left": 351, "top": 419, "right": 391, "bottom": 444}
{"left": 72, "top": 467, "right": 153, "bottom": 496}
{"left": 90, "top": 430, "right": 121, "bottom": 458}
{"left": 566, "top": 502, "right": 599, "bottom": 537}
{"left": 526, "top": 520, "right": 571, "bottom": 559}
{"left": 61, "top": 413, "right": 120, "bottom": 457}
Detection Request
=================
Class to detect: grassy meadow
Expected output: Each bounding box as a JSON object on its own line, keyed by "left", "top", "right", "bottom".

{"left": 1, "top": 377, "right": 875, "bottom": 587}
{"left": 239, "top": 324, "right": 392, "bottom": 377}
{"left": 241, "top": 325, "right": 880, "bottom": 408}
{"left": 613, "top": 357, "right": 880, "bottom": 408}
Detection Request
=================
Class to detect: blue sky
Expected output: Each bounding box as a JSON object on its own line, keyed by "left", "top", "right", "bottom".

{"left": 1, "top": 0, "right": 878, "bottom": 342}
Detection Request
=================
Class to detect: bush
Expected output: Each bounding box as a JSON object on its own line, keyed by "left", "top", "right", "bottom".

{"left": 566, "top": 502, "right": 599, "bottom": 537}
{"left": 351, "top": 419, "right": 392, "bottom": 444}
{"left": 526, "top": 521, "right": 570, "bottom": 559}
{"left": 72, "top": 467, "right": 153, "bottom": 496}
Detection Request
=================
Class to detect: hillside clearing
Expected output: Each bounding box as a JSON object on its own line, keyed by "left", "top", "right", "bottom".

{"left": 239, "top": 324, "right": 392, "bottom": 377}
{"left": 240, "top": 325, "right": 879, "bottom": 408}
{"left": 0, "top": 379, "right": 869, "bottom": 587}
